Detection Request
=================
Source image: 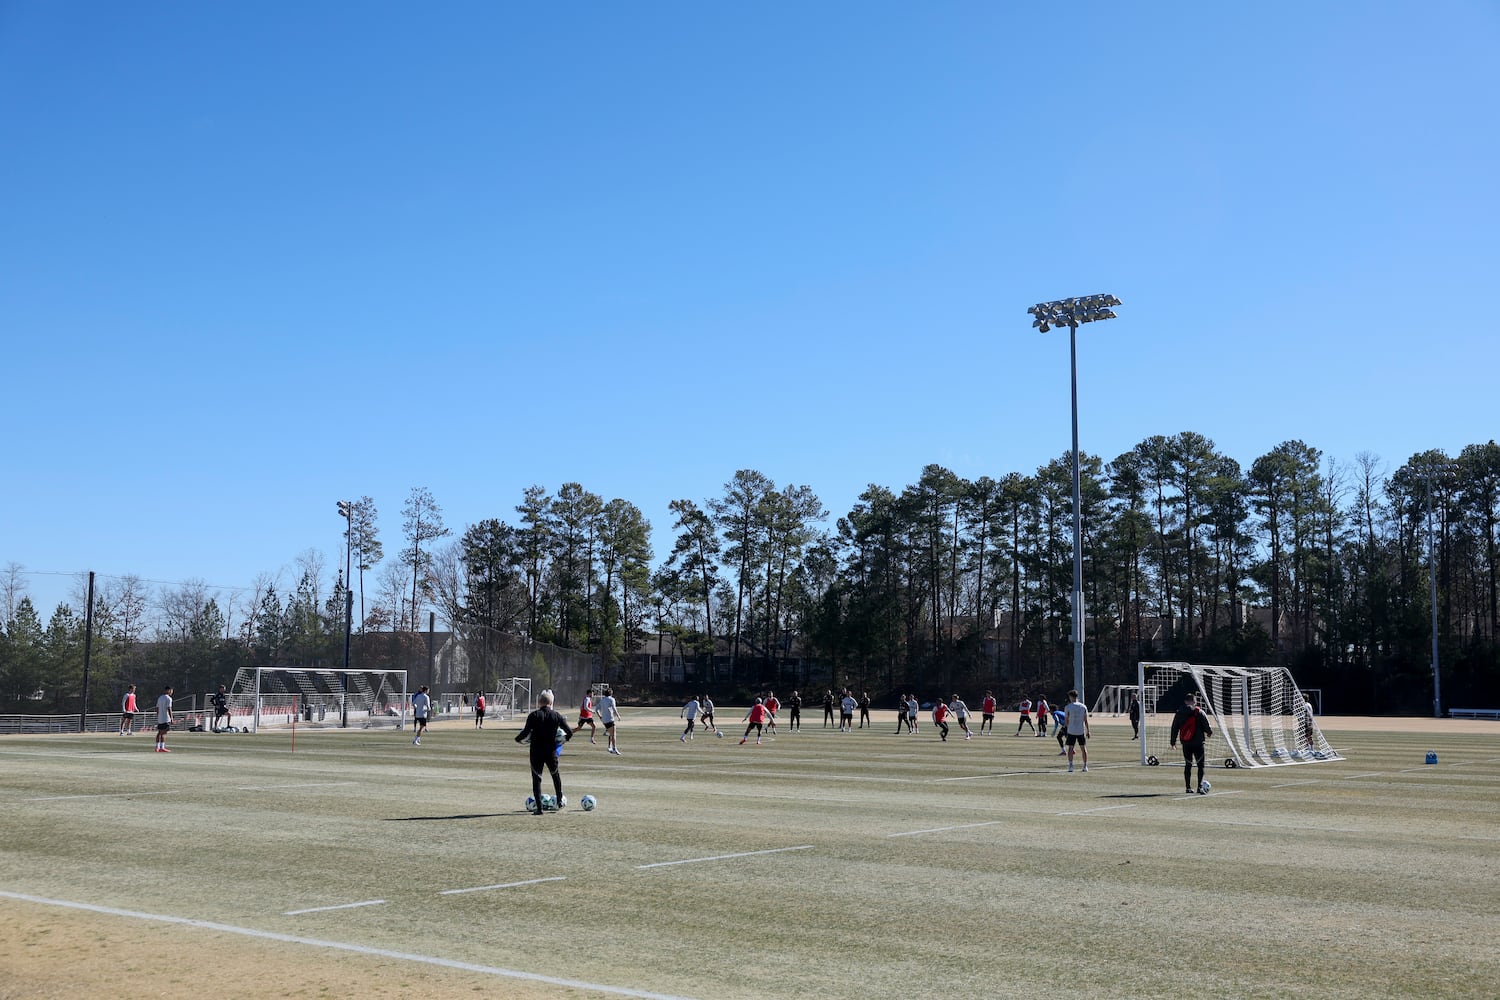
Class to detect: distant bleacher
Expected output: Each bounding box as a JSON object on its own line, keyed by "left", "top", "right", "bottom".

{"left": 1448, "top": 708, "right": 1500, "bottom": 720}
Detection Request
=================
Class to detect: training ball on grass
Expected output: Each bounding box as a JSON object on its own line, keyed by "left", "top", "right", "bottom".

{"left": 715, "top": 729, "right": 724, "bottom": 738}
{"left": 525, "top": 796, "right": 537, "bottom": 811}
{"left": 541, "top": 794, "right": 557, "bottom": 811}
{"left": 1199, "top": 780, "right": 1212, "bottom": 794}
{"left": 580, "top": 794, "right": 597, "bottom": 811}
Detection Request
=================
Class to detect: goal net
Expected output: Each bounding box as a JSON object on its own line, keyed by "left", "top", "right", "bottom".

{"left": 227, "top": 667, "right": 408, "bottom": 733}
{"left": 488, "top": 678, "right": 531, "bottom": 721}
{"left": 1138, "top": 661, "right": 1340, "bottom": 769}
{"left": 1091, "top": 684, "right": 1156, "bottom": 716}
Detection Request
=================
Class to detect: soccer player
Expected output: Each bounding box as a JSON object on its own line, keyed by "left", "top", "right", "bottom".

{"left": 411, "top": 685, "right": 432, "bottom": 745}
{"left": 154, "top": 685, "right": 174, "bottom": 753}
{"left": 515, "top": 689, "right": 572, "bottom": 815}
{"left": 1128, "top": 693, "right": 1142, "bottom": 740}
{"left": 932, "top": 699, "right": 951, "bottom": 741}
{"left": 120, "top": 684, "right": 138, "bottom": 736}
{"left": 858, "top": 691, "right": 871, "bottom": 729}
{"left": 822, "top": 690, "right": 836, "bottom": 728}
{"left": 839, "top": 690, "right": 857, "bottom": 732}
{"left": 1034, "top": 697, "right": 1050, "bottom": 738}
{"left": 1170, "top": 693, "right": 1215, "bottom": 794}
{"left": 951, "top": 695, "right": 973, "bottom": 740}
{"left": 1063, "top": 690, "right": 1091, "bottom": 772}
{"left": 577, "top": 690, "right": 598, "bottom": 744}
{"left": 765, "top": 691, "right": 780, "bottom": 736}
{"left": 1053, "top": 707, "right": 1067, "bottom": 754}
{"left": 894, "top": 693, "right": 909, "bottom": 734}
{"left": 700, "top": 694, "right": 716, "bottom": 735}
{"left": 980, "top": 690, "right": 996, "bottom": 734}
{"left": 787, "top": 690, "right": 802, "bottom": 731}
{"left": 474, "top": 692, "right": 486, "bottom": 728}
{"left": 1015, "top": 697, "right": 1034, "bottom": 735}
{"left": 680, "top": 695, "right": 701, "bottom": 742}
{"left": 907, "top": 694, "right": 920, "bottom": 734}
{"left": 211, "top": 684, "right": 230, "bottom": 733}
{"left": 739, "top": 699, "right": 769, "bottom": 745}
{"left": 598, "top": 686, "right": 622, "bottom": 755}
{"left": 1300, "top": 693, "right": 1317, "bottom": 750}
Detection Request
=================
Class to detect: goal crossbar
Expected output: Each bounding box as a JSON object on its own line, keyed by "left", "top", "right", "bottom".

{"left": 228, "top": 667, "right": 408, "bottom": 733}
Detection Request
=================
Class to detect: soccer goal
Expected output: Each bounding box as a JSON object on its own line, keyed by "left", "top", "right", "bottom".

{"left": 489, "top": 678, "right": 531, "bottom": 721}
{"left": 1138, "top": 662, "right": 1340, "bottom": 769}
{"left": 1091, "top": 684, "right": 1156, "bottom": 717}
{"left": 227, "top": 667, "right": 408, "bottom": 733}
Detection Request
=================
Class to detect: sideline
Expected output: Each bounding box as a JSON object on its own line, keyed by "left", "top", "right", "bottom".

{"left": 0, "top": 889, "right": 697, "bottom": 1000}
{"left": 636, "top": 845, "right": 812, "bottom": 869}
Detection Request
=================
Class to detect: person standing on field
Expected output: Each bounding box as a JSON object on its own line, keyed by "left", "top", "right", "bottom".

{"left": 1034, "top": 696, "right": 1049, "bottom": 737}
{"left": 787, "top": 690, "right": 802, "bottom": 731}
{"left": 764, "top": 691, "right": 780, "bottom": 736}
{"left": 474, "top": 692, "right": 486, "bottom": 728}
{"left": 1016, "top": 697, "right": 1034, "bottom": 735}
{"left": 823, "top": 690, "right": 836, "bottom": 728}
{"left": 1063, "top": 689, "right": 1091, "bottom": 772}
{"left": 980, "top": 691, "right": 996, "bottom": 734}
{"left": 576, "top": 690, "right": 598, "bottom": 744}
{"left": 895, "top": 694, "right": 909, "bottom": 734}
{"left": 1300, "top": 693, "right": 1317, "bottom": 751}
{"left": 1129, "top": 692, "right": 1142, "bottom": 740}
{"left": 515, "top": 689, "right": 572, "bottom": 815}
{"left": 680, "top": 695, "right": 701, "bottom": 742}
{"left": 411, "top": 685, "right": 432, "bottom": 745}
{"left": 907, "top": 694, "right": 920, "bottom": 734}
{"left": 211, "top": 684, "right": 230, "bottom": 733}
{"left": 858, "top": 691, "right": 871, "bottom": 729}
{"left": 932, "top": 699, "right": 951, "bottom": 741}
{"left": 154, "top": 685, "right": 174, "bottom": 753}
{"left": 120, "top": 684, "right": 138, "bottom": 735}
{"left": 951, "top": 695, "right": 973, "bottom": 740}
{"left": 1171, "top": 693, "right": 1214, "bottom": 794}
{"left": 740, "top": 699, "right": 769, "bottom": 745}
{"left": 700, "top": 694, "right": 716, "bottom": 734}
{"left": 598, "top": 686, "right": 622, "bottom": 755}
{"left": 839, "top": 690, "right": 857, "bottom": 732}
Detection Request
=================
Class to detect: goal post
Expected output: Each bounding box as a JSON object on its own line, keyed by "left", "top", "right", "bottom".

{"left": 491, "top": 678, "right": 532, "bottom": 722}
{"left": 227, "top": 667, "right": 408, "bottom": 733}
{"left": 1137, "top": 661, "right": 1340, "bottom": 769}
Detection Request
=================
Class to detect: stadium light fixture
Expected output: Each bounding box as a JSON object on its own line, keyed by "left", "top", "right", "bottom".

{"left": 336, "top": 500, "right": 355, "bottom": 728}
{"left": 1027, "top": 293, "right": 1122, "bottom": 703}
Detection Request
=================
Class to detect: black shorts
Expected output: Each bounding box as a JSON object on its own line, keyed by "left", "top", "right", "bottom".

{"left": 475, "top": 708, "right": 485, "bottom": 718}
{"left": 156, "top": 722, "right": 171, "bottom": 734}
{"left": 604, "top": 721, "right": 616, "bottom": 730}
{"left": 415, "top": 715, "right": 429, "bottom": 726}
{"left": 1066, "top": 733, "right": 1086, "bottom": 747}
{"left": 122, "top": 712, "right": 134, "bottom": 721}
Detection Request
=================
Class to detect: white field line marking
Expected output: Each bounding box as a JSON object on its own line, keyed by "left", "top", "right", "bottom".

{"left": 1271, "top": 780, "right": 1320, "bottom": 788}
{"left": 1056, "top": 804, "right": 1140, "bottom": 816}
{"left": 1184, "top": 818, "right": 1360, "bottom": 832}
{"left": 888, "top": 820, "right": 1006, "bottom": 838}
{"left": 23, "top": 789, "right": 183, "bottom": 802}
{"left": 0, "top": 889, "right": 697, "bottom": 1000}
{"left": 636, "top": 845, "right": 813, "bottom": 869}
{"left": 237, "top": 782, "right": 356, "bottom": 791}
{"left": 1343, "top": 772, "right": 1385, "bottom": 780}
{"left": 937, "top": 771, "right": 1033, "bottom": 782}
{"left": 283, "top": 899, "right": 387, "bottom": 916}
{"left": 440, "top": 877, "right": 565, "bottom": 896}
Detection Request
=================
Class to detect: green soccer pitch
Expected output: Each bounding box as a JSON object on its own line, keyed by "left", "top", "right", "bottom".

{"left": 2, "top": 712, "right": 1497, "bottom": 999}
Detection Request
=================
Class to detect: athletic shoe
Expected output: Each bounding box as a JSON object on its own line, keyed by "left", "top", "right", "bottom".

{"left": 1057, "top": 750, "right": 1067, "bottom": 756}
{"left": 160, "top": 748, "right": 171, "bottom": 753}
{"left": 739, "top": 738, "right": 747, "bottom": 745}
{"left": 1197, "top": 788, "right": 1207, "bottom": 795}
{"left": 680, "top": 735, "right": 687, "bottom": 743}
{"left": 1067, "top": 764, "right": 1074, "bottom": 772}
{"left": 1081, "top": 765, "right": 1089, "bottom": 772}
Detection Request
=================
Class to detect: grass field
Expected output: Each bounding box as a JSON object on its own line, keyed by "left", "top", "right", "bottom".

{"left": 2, "top": 710, "right": 1497, "bottom": 999}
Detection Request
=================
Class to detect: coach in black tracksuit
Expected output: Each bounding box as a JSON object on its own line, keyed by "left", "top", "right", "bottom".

{"left": 1169, "top": 692, "right": 1214, "bottom": 795}
{"left": 515, "top": 689, "right": 572, "bottom": 815}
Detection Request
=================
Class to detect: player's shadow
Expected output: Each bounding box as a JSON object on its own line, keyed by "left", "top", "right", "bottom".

{"left": 385, "top": 812, "right": 514, "bottom": 821}
{"left": 1100, "top": 793, "right": 1172, "bottom": 799}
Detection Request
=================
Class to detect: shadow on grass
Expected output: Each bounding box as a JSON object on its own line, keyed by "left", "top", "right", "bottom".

{"left": 1099, "top": 793, "right": 1175, "bottom": 799}
{"left": 385, "top": 812, "right": 520, "bottom": 821}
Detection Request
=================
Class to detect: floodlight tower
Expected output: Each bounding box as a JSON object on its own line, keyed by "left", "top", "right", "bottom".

{"left": 336, "top": 500, "right": 355, "bottom": 727}
{"left": 1026, "top": 294, "right": 1121, "bottom": 702}
{"left": 1421, "top": 463, "right": 1458, "bottom": 718}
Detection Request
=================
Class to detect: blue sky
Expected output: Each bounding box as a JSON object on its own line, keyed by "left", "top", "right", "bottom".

{"left": 3, "top": 1, "right": 1497, "bottom": 620}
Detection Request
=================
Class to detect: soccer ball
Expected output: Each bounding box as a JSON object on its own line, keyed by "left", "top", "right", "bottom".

{"left": 715, "top": 729, "right": 723, "bottom": 738}
{"left": 580, "top": 794, "right": 597, "bottom": 811}
{"left": 524, "top": 796, "right": 537, "bottom": 811}
{"left": 1199, "top": 780, "right": 1212, "bottom": 794}
{"left": 540, "top": 794, "right": 557, "bottom": 811}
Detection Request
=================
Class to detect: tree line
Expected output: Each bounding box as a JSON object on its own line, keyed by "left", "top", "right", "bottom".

{"left": 3, "top": 436, "right": 1497, "bottom": 714}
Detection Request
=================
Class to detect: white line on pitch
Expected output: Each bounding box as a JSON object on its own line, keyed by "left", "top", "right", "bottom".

{"left": 23, "top": 789, "right": 183, "bottom": 802}
{"left": 237, "top": 782, "right": 355, "bottom": 791}
{"left": 637, "top": 845, "right": 813, "bottom": 869}
{"left": 283, "top": 899, "right": 387, "bottom": 916}
{"left": 0, "top": 890, "right": 694, "bottom": 1000}
{"left": 440, "top": 877, "right": 565, "bottom": 895}
{"left": 1057, "top": 804, "right": 1139, "bottom": 816}
{"left": 1343, "top": 772, "right": 1385, "bottom": 780}
{"left": 888, "top": 820, "right": 1005, "bottom": 838}
{"left": 937, "top": 771, "right": 1031, "bottom": 782}
{"left": 1271, "top": 780, "right": 1320, "bottom": 788}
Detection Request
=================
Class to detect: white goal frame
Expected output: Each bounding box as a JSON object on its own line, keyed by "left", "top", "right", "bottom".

{"left": 1137, "top": 661, "right": 1340, "bottom": 769}
{"left": 491, "top": 678, "right": 532, "bottom": 721}
{"left": 1091, "top": 683, "right": 1156, "bottom": 717}
{"left": 228, "top": 667, "right": 408, "bottom": 733}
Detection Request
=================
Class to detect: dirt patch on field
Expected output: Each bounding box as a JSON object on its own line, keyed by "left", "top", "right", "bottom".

{"left": 0, "top": 899, "right": 584, "bottom": 1000}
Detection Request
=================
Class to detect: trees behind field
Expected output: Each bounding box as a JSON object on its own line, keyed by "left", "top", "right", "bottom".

{"left": 4, "top": 437, "right": 1499, "bottom": 714}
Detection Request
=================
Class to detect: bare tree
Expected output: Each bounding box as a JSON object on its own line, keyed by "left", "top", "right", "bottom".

{"left": 401, "top": 487, "right": 451, "bottom": 633}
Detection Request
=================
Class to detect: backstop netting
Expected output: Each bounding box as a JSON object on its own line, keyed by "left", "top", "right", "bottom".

{"left": 1138, "top": 662, "right": 1340, "bottom": 768}
{"left": 227, "top": 667, "right": 408, "bottom": 732}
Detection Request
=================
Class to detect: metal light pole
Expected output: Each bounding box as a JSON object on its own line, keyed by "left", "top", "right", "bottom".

{"left": 337, "top": 500, "right": 354, "bottom": 727}
{"left": 1422, "top": 464, "right": 1457, "bottom": 719}
{"left": 1027, "top": 294, "right": 1121, "bottom": 703}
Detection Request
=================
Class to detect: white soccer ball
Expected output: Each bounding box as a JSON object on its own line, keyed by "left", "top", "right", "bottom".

{"left": 541, "top": 794, "right": 557, "bottom": 811}
{"left": 715, "top": 729, "right": 724, "bottom": 738}
{"left": 580, "top": 794, "right": 597, "bottom": 811}
{"left": 525, "top": 796, "right": 537, "bottom": 811}
{"left": 1199, "top": 780, "right": 1212, "bottom": 794}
